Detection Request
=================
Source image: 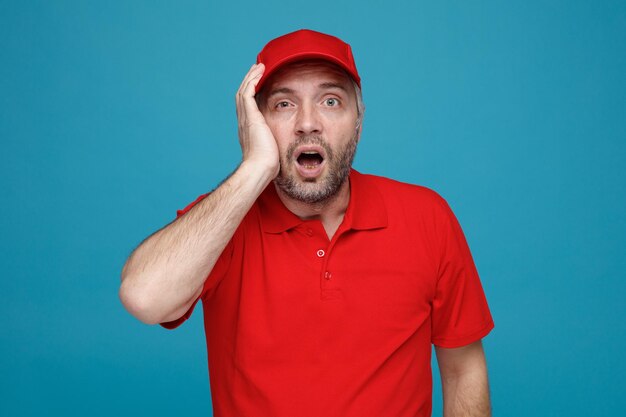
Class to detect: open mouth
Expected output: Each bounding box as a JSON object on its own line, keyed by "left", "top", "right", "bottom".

{"left": 297, "top": 151, "right": 324, "bottom": 168}
{"left": 293, "top": 146, "right": 326, "bottom": 178}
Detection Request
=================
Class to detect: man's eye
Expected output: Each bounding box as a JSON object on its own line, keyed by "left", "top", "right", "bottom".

{"left": 325, "top": 98, "right": 339, "bottom": 106}
{"left": 276, "top": 101, "right": 290, "bottom": 108}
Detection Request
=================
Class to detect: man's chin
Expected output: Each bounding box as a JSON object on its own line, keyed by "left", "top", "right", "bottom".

{"left": 274, "top": 172, "right": 346, "bottom": 205}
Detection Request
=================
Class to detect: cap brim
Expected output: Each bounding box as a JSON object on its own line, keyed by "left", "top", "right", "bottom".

{"left": 255, "top": 52, "right": 360, "bottom": 94}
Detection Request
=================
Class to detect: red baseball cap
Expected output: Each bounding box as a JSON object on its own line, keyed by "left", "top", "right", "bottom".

{"left": 255, "top": 29, "right": 361, "bottom": 93}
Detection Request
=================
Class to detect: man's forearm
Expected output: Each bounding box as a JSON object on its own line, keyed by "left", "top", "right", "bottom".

{"left": 441, "top": 368, "right": 492, "bottom": 417}
{"left": 119, "top": 160, "right": 274, "bottom": 324}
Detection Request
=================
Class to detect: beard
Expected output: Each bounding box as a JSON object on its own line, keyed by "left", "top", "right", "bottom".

{"left": 274, "top": 133, "right": 358, "bottom": 204}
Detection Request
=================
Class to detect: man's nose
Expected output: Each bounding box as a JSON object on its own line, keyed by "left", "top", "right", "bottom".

{"left": 295, "top": 102, "right": 322, "bottom": 136}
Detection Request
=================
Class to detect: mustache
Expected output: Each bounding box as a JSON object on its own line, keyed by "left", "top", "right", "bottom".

{"left": 286, "top": 135, "right": 334, "bottom": 160}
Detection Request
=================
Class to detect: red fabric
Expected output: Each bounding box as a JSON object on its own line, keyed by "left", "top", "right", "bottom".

{"left": 255, "top": 29, "right": 361, "bottom": 93}
{"left": 160, "top": 169, "right": 494, "bottom": 417}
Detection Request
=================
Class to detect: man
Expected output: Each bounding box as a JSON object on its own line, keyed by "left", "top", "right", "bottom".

{"left": 120, "top": 29, "right": 495, "bottom": 417}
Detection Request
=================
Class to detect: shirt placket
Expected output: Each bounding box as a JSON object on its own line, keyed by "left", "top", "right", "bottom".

{"left": 301, "top": 220, "right": 347, "bottom": 301}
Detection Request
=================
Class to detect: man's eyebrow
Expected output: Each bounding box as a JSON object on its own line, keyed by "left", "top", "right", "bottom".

{"left": 265, "top": 82, "right": 349, "bottom": 100}
{"left": 265, "top": 87, "right": 295, "bottom": 100}
{"left": 317, "top": 82, "right": 348, "bottom": 92}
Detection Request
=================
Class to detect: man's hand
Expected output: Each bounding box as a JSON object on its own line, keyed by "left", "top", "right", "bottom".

{"left": 235, "top": 63, "right": 280, "bottom": 179}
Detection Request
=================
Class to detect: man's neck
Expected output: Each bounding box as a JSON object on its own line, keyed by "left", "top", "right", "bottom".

{"left": 273, "top": 179, "right": 351, "bottom": 241}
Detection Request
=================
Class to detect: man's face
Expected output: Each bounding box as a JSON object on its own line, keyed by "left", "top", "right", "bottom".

{"left": 258, "top": 60, "right": 361, "bottom": 204}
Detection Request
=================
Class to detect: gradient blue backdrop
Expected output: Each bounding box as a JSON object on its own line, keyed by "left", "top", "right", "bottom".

{"left": 1, "top": 1, "right": 624, "bottom": 416}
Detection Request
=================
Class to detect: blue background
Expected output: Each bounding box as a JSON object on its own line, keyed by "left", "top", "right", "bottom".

{"left": 1, "top": 1, "right": 624, "bottom": 415}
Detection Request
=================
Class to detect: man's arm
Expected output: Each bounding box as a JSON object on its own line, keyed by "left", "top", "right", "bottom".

{"left": 435, "top": 340, "right": 492, "bottom": 417}
{"left": 119, "top": 63, "right": 277, "bottom": 325}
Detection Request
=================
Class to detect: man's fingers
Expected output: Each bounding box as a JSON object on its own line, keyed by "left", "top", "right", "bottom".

{"left": 241, "top": 64, "right": 264, "bottom": 101}
{"left": 236, "top": 64, "right": 254, "bottom": 112}
{"left": 237, "top": 63, "right": 263, "bottom": 100}
{"left": 236, "top": 63, "right": 264, "bottom": 121}
{"left": 237, "top": 63, "right": 259, "bottom": 95}
{"left": 241, "top": 64, "right": 265, "bottom": 117}
{"left": 236, "top": 64, "right": 258, "bottom": 109}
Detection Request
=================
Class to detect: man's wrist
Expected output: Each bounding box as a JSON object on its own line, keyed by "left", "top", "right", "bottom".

{"left": 238, "top": 159, "right": 278, "bottom": 190}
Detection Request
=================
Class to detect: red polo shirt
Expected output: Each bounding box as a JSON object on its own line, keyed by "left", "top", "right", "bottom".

{"left": 161, "top": 169, "right": 494, "bottom": 417}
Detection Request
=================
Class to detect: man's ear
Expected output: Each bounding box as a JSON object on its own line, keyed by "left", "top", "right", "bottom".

{"left": 355, "top": 106, "right": 365, "bottom": 141}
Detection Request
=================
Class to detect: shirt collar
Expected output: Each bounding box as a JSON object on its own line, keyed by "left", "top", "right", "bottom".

{"left": 259, "top": 168, "right": 388, "bottom": 234}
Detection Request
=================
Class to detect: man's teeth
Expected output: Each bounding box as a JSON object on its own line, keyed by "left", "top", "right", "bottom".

{"left": 296, "top": 150, "right": 324, "bottom": 170}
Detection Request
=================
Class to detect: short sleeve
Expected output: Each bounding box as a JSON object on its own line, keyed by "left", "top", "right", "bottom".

{"left": 430, "top": 198, "right": 494, "bottom": 348}
{"left": 159, "top": 193, "right": 235, "bottom": 330}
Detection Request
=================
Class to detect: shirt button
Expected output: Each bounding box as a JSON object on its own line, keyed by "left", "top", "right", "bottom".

{"left": 324, "top": 271, "right": 332, "bottom": 280}
{"left": 316, "top": 249, "right": 325, "bottom": 258}
{"left": 306, "top": 228, "right": 314, "bottom": 236}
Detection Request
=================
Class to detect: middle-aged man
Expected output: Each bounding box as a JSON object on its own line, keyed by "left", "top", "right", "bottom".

{"left": 120, "top": 29, "right": 495, "bottom": 417}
